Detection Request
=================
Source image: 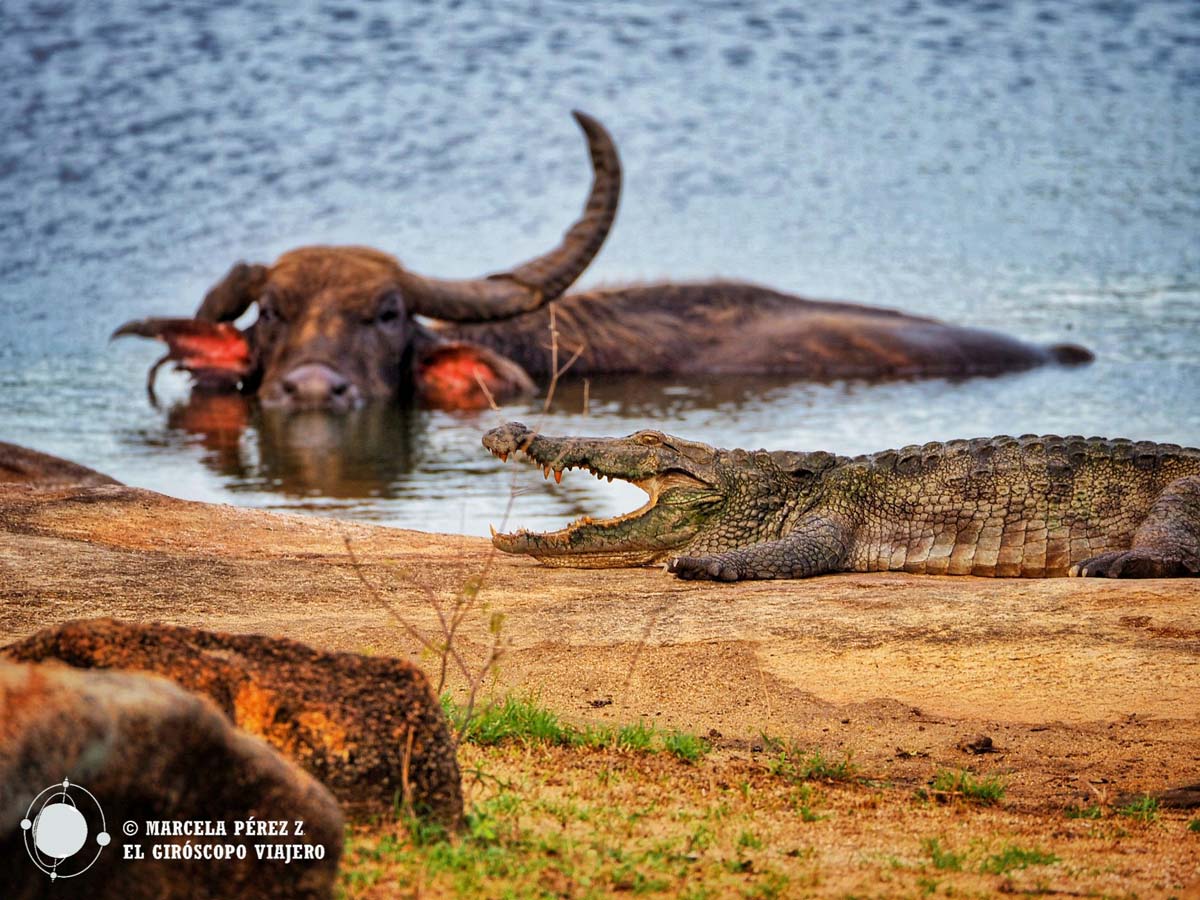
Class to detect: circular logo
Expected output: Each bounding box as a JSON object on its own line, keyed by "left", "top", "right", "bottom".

{"left": 21, "top": 778, "right": 109, "bottom": 881}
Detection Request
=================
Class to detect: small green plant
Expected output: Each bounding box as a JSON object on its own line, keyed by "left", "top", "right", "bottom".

{"left": 1065, "top": 803, "right": 1103, "bottom": 819}
{"left": 402, "top": 814, "right": 451, "bottom": 848}
{"left": 1188, "top": 818, "right": 1200, "bottom": 833}
{"left": 616, "top": 719, "right": 658, "bottom": 752}
{"left": 787, "top": 785, "right": 826, "bottom": 822}
{"left": 705, "top": 801, "right": 731, "bottom": 823}
{"left": 979, "top": 844, "right": 1058, "bottom": 875}
{"left": 766, "top": 738, "right": 857, "bottom": 784}
{"left": 737, "top": 829, "right": 764, "bottom": 851}
{"left": 1115, "top": 794, "right": 1159, "bottom": 822}
{"left": 443, "top": 695, "right": 709, "bottom": 763}
{"left": 930, "top": 769, "right": 1006, "bottom": 805}
{"left": 686, "top": 823, "right": 715, "bottom": 853}
{"left": 454, "top": 695, "right": 569, "bottom": 746}
{"left": 922, "top": 836, "right": 965, "bottom": 871}
{"left": 664, "top": 729, "right": 710, "bottom": 764}
{"left": 746, "top": 869, "right": 790, "bottom": 899}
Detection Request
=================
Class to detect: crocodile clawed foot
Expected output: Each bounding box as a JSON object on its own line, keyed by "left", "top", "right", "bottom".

{"left": 667, "top": 555, "right": 740, "bottom": 582}
{"left": 1069, "top": 549, "right": 1194, "bottom": 578}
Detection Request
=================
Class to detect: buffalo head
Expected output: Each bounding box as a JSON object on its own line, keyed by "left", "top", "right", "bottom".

{"left": 114, "top": 111, "right": 621, "bottom": 411}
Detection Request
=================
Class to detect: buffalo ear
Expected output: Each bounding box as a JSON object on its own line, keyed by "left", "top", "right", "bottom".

{"left": 196, "top": 262, "right": 269, "bottom": 323}
{"left": 768, "top": 450, "right": 838, "bottom": 477}
{"left": 416, "top": 343, "right": 535, "bottom": 411}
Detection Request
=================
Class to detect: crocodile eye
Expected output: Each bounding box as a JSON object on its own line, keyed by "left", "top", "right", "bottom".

{"left": 635, "top": 432, "right": 663, "bottom": 447}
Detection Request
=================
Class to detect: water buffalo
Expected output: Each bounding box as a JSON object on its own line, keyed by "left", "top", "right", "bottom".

{"left": 114, "top": 111, "right": 621, "bottom": 412}
{"left": 114, "top": 112, "right": 1091, "bottom": 412}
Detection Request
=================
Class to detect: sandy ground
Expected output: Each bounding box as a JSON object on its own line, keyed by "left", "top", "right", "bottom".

{"left": 2, "top": 481, "right": 1198, "bottom": 825}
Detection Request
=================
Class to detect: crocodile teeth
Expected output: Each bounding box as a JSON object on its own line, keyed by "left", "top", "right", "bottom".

{"left": 543, "top": 465, "right": 552, "bottom": 479}
{"left": 554, "top": 469, "right": 563, "bottom": 483}
{"left": 499, "top": 452, "right": 508, "bottom": 463}
{"left": 489, "top": 524, "right": 497, "bottom": 537}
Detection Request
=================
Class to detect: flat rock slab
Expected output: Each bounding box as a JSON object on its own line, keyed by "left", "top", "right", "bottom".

{"left": 2, "top": 618, "right": 463, "bottom": 823}
{"left": 1, "top": 483, "right": 1197, "bottom": 811}
{"left": 0, "top": 442, "right": 120, "bottom": 488}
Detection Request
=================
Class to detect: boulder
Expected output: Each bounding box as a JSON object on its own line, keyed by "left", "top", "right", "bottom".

{"left": 0, "top": 661, "right": 342, "bottom": 899}
{"left": 3, "top": 618, "right": 463, "bottom": 824}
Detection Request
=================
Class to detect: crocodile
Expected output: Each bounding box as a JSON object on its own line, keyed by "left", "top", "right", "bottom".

{"left": 482, "top": 422, "right": 1200, "bottom": 581}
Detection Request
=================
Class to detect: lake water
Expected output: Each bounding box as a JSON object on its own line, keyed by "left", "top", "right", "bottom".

{"left": 1, "top": 0, "right": 1197, "bottom": 537}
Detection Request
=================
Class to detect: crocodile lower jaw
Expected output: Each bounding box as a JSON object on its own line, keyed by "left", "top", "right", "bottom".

{"left": 487, "top": 446, "right": 708, "bottom": 560}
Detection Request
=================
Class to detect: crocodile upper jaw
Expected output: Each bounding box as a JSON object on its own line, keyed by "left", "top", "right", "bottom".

{"left": 485, "top": 441, "right": 717, "bottom": 564}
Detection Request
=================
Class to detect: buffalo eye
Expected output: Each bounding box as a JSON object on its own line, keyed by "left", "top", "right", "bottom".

{"left": 258, "top": 302, "right": 284, "bottom": 325}
{"left": 369, "top": 291, "right": 404, "bottom": 326}
{"left": 256, "top": 289, "right": 287, "bottom": 325}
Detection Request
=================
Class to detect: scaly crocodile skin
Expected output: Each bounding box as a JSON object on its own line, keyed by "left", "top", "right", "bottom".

{"left": 483, "top": 424, "right": 1200, "bottom": 582}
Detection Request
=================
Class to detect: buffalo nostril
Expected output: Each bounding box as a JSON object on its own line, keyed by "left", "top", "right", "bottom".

{"left": 276, "top": 363, "right": 353, "bottom": 407}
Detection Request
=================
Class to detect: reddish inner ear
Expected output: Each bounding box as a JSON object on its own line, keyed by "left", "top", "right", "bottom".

{"left": 417, "top": 345, "right": 510, "bottom": 411}
{"left": 159, "top": 321, "right": 252, "bottom": 378}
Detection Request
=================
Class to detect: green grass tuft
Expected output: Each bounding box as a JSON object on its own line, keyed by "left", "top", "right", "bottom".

{"left": 922, "top": 836, "right": 965, "bottom": 871}
{"left": 615, "top": 719, "right": 657, "bottom": 752}
{"left": 979, "top": 844, "right": 1059, "bottom": 875}
{"left": 930, "top": 769, "right": 1006, "bottom": 805}
{"left": 454, "top": 695, "right": 569, "bottom": 746}
{"left": 737, "top": 829, "right": 764, "bottom": 851}
{"left": 663, "top": 729, "right": 710, "bottom": 764}
{"left": 765, "top": 737, "right": 857, "bottom": 784}
{"left": 1115, "top": 794, "right": 1159, "bottom": 822}
{"left": 788, "top": 785, "right": 827, "bottom": 822}
{"left": 442, "top": 694, "right": 711, "bottom": 764}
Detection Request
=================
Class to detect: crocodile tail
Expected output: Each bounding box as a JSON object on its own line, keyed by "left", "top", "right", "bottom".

{"left": 1049, "top": 343, "right": 1094, "bottom": 366}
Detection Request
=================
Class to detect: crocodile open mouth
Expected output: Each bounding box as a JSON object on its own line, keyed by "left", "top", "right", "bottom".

{"left": 485, "top": 439, "right": 713, "bottom": 566}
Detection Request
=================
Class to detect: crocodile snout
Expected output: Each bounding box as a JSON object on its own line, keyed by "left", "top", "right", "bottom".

{"left": 482, "top": 422, "right": 536, "bottom": 461}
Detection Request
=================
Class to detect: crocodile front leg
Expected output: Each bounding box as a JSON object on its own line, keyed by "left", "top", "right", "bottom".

{"left": 1070, "top": 475, "right": 1200, "bottom": 578}
{"left": 667, "top": 515, "right": 851, "bottom": 582}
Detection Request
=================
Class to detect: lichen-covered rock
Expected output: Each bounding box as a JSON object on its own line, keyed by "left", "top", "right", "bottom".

{"left": 0, "top": 661, "right": 342, "bottom": 899}
{"left": 3, "top": 618, "right": 463, "bottom": 824}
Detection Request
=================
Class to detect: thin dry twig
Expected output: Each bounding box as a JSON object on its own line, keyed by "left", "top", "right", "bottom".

{"left": 341, "top": 534, "right": 506, "bottom": 737}
{"left": 472, "top": 369, "right": 500, "bottom": 412}
{"left": 541, "top": 305, "right": 586, "bottom": 415}
{"left": 400, "top": 727, "right": 416, "bottom": 820}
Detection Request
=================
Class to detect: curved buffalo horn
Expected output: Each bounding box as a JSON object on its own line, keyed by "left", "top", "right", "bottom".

{"left": 401, "top": 110, "right": 622, "bottom": 323}
{"left": 195, "top": 262, "right": 270, "bottom": 322}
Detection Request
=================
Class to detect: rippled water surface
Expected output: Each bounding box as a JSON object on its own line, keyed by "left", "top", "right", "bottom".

{"left": 2, "top": 0, "right": 1197, "bottom": 536}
